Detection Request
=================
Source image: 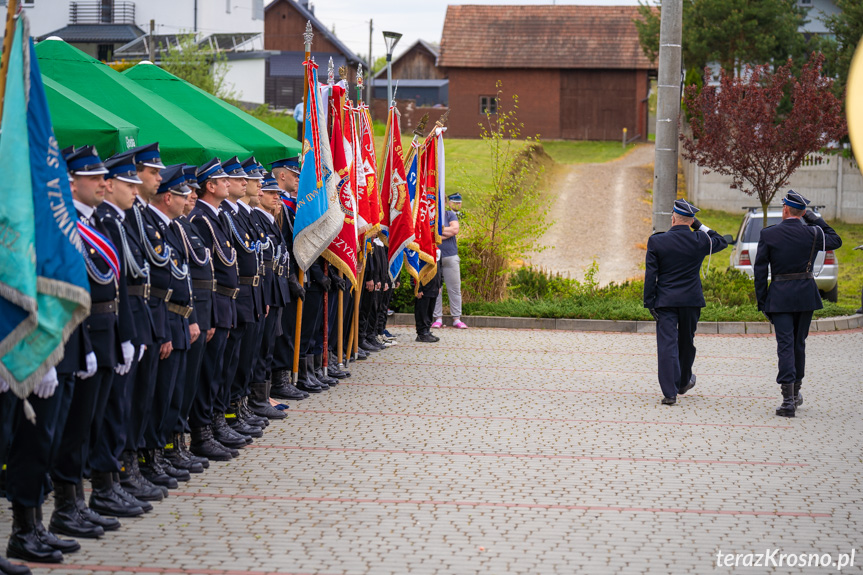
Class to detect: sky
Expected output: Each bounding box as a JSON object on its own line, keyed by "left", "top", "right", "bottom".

{"left": 279, "top": 0, "right": 643, "bottom": 62}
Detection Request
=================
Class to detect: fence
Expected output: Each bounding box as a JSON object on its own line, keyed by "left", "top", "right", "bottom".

{"left": 681, "top": 152, "right": 863, "bottom": 223}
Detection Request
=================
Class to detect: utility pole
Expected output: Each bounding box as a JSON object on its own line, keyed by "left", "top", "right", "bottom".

{"left": 652, "top": 0, "right": 682, "bottom": 233}
{"left": 367, "top": 19, "right": 373, "bottom": 105}
{"left": 148, "top": 19, "right": 155, "bottom": 63}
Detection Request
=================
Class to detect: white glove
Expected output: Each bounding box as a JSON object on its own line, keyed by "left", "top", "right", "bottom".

{"left": 116, "top": 341, "right": 134, "bottom": 375}
{"left": 138, "top": 344, "right": 146, "bottom": 362}
{"left": 76, "top": 351, "right": 98, "bottom": 380}
{"left": 0, "top": 377, "right": 9, "bottom": 394}
{"left": 33, "top": 367, "right": 59, "bottom": 399}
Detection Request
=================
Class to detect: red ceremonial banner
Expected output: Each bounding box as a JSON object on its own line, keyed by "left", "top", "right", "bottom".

{"left": 414, "top": 135, "right": 438, "bottom": 286}
{"left": 379, "top": 107, "right": 416, "bottom": 272}
{"left": 359, "top": 104, "right": 381, "bottom": 238}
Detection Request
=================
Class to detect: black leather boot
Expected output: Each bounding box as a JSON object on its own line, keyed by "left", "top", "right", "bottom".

{"left": 154, "top": 449, "right": 190, "bottom": 482}
{"left": 356, "top": 347, "right": 368, "bottom": 359}
{"left": 73, "top": 481, "right": 120, "bottom": 532}
{"left": 327, "top": 354, "right": 348, "bottom": 379}
{"left": 164, "top": 437, "right": 204, "bottom": 474}
{"left": 776, "top": 383, "right": 796, "bottom": 417}
{"left": 89, "top": 472, "right": 144, "bottom": 518}
{"left": 240, "top": 397, "right": 269, "bottom": 428}
{"left": 190, "top": 426, "right": 234, "bottom": 461}
{"left": 177, "top": 433, "right": 209, "bottom": 469}
{"left": 226, "top": 403, "right": 263, "bottom": 438}
{"left": 314, "top": 354, "right": 339, "bottom": 386}
{"left": 270, "top": 371, "right": 307, "bottom": 400}
{"left": 139, "top": 450, "right": 179, "bottom": 489}
{"left": 0, "top": 555, "right": 32, "bottom": 574}
{"left": 33, "top": 506, "right": 79, "bottom": 554}
{"left": 6, "top": 503, "right": 62, "bottom": 564}
{"left": 295, "top": 359, "right": 323, "bottom": 393}
{"left": 119, "top": 451, "right": 164, "bottom": 502}
{"left": 249, "top": 380, "right": 287, "bottom": 419}
{"left": 305, "top": 356, "right": 329, "bottom": 390}
{"left": 48, "top": 481, "right": 104, "bottom": 539}
{"left": 111, "top": 473, "right": 152, "bottom": 512}
{"left": 794, "top": 380, "right": 803, "bottom": 407}
{"left": 212, "top": 415, "right": 250, "bottom": 448}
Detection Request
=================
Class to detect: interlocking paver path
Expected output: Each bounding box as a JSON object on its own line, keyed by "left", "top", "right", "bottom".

{"left": 3, "top": 326, "right": 862, "bottom": 574}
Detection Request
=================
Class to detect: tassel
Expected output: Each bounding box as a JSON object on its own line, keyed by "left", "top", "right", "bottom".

{"left": 23, "top": 399, "right": 37, "bottom": 425}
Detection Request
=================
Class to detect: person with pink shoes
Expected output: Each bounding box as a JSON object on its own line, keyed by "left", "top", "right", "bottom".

{"left": 432, "top": 193, "right": 468, "bottom": 329}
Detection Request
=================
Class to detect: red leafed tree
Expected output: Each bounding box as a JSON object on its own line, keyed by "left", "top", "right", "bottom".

{"left": 681, "top": 54, "right": 846, "bottom": 227}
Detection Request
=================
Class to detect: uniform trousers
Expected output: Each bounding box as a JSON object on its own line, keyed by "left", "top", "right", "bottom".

{"left": 189, "top": 327, "right": 228, "bottom": 428}
{"left": 231, "top": 319, "right": 263, "bottom": 402}
{"left": 655, "top": 307, "right": 701, "bottom": 399}
{"left": 127, "top": 345, "right": 160, "bottom": 452}
{"left": 359, "top": 289, "right": 378, "bottom": 342}
{"left": 90, "top": 357, "right": 138, "bottom": 473}
{"left": 178, "top": 334, "right": 206, "bottom": 434}
{"left": 770, "top": 311, "right": 813, "bottom": 385}
{"left": 300, "top": 289, "right": 324, "bottom": 358}
{"left": 376, "top": 289, "right": 394, "bottom": 335}
{"left": 272, "top": 300, "right": 298, "bottom": 373}
{"left": 3, "top": 380, "right": 67, "bottom": 507}
{"left": 414, "top": 297, "right": 436, "bottom": 335}
{"left": 52, "top": 367, "right": 112, "bottom": 484}
{"left": 144, "top": 344, "right": 186, "bottom": 448}
{"left": 252, "top": 308, "right": 281, "bottom": 384}
{"left": 218, "top": 322, "right": 248, "bottom": 413}
{"left": 312, "top": 291, "right": 338, "bottom": 356}
{"left": 340, "top": 290, "right": 355, "bottom": 355}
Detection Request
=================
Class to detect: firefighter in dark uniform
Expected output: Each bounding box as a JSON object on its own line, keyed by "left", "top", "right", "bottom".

{"left": 91, "top": 151, "right": 155, "bottom": 517}
{"left": 172, "top": 166, "right": 223, "bottom": 463}
{"left": 754, "top": 190, "right": 842, "bottom": 417}
{"left": 643, "top": 199, "right": 728, "bottom": 405}
{"left": 51, "top": 146, "right": 135, "bottom": 537}
{"left": 270, "top": 158, "right": 310, "bottom": 398}
{"left": 144, "top": 165, "right": 197, "bottom": 479}
{"left": 188, "top": 159, "right": 245, "bottom": 457}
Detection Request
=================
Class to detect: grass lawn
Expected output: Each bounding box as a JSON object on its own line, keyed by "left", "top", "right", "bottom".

{"left": 542, "top": 140, "right": 636, "bottom": 165}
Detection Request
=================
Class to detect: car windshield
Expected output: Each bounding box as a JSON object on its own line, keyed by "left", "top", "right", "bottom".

{"left": 742, "top": 216, "right": 782, "bottom": 243}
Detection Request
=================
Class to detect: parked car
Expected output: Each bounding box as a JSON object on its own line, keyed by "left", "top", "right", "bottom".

{"left": 725, "top": 206, "right": 839, "bottom": 302}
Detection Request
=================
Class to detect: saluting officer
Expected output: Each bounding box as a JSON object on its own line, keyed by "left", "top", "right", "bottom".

{"left": 643, "top": 200, "right": 728, "bottom": 405}
{"left": 188, "top": 159, "right": 245, "bottom": 457}
{"left": 754, "top": 191, "right": 842, "bottom": 417}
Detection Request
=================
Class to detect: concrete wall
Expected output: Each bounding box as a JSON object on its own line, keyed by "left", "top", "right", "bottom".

{"left": 224, "top": 57, "right": 266, "bottom": 104}
{"left": 682, "top": 152, "right": 863, "bottom": 223}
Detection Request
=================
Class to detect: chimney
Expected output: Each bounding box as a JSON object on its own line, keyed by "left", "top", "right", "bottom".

{"left": 299, "top": 0, "right": 314, "bottom": 14}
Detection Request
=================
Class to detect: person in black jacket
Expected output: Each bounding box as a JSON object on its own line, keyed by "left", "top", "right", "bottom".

{"left": 414, "top": 255, "right": 443, "bottom": 343}
{"left": 754, "top": 191, "right": 842, "bottom": 417}
{"left": 643, "top": 199, "right": 728, "bottom": 405}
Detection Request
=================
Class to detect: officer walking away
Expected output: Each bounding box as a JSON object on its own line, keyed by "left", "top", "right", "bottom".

{"left": 643, "top": 200, "right": 728, "bottom": 405}
{"left": 754, "top": 191, "right": 842, "bottom": 417}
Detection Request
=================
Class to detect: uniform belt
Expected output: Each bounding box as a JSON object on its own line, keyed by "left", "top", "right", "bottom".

{"left": 192, "top": 279, "right": 217, "bottom": 292}
{"left": 149, "top": 286, "right": 174, "bottom": 302}
{"left": 269, "top": 260, "right": 285, "bottom": 276}
{"left": 773, "top": 272, "right": 814, "bottom": 282}
{"left": 239, "top": 275, "right": 260, "bottom": 287}
{"left": 91, "top": 299, "right": 118, "bottom": 316}
{"left": 215, "top": 283, "right": 240, "bottom": 299}
{"left": 167, "top": 301, "right": 194, "bottom": 319}
{"left": 127, "top": 283, "right": 151, "bottom": 299}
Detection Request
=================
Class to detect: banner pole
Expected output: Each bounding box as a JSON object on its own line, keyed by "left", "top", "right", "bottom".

{"left": 292, "top": 21, "right": 313, "bottom": 386}
{"left": 0, "top": 0, "right": 19, "bottom": 113}
{"left": 322, "top": 262, "right": 329, "bottom": 376}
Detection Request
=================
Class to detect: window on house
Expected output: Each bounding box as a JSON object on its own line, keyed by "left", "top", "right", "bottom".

{"left": 480, "top": 95, "right": 497, "bottom": 115}
{"left": 799, "top": 0, "right": 812, "bottom": 5}
{"left": 97, "top": 44, "right": 113, "bottom": 61}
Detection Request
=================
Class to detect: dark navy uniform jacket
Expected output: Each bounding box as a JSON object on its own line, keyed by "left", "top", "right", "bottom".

{"left": 127, "top": 199, "right": 171, "bottom": 344}
{"left": 643, "top": 225, "right": 728, "bottom": 309}
{"left": 175, "top": 215, "right": 213, "bottom": 332}
{"left": 222, "top": 200, "right": 264, "bottom": 322}
{"left": 148, "top": 206, "right": 192, "bottom": 351}
{"left": 97, "top": 202, "right": 157, "bottom": 347}
{"left": 278, "top": 193, "right": 300, "bottom": 280}
{"left": 754, "top": 216, "right": 842, "bottom": 313}
{"left": 189, "top": 199, "right": 238, "bottom": 330}
{"left": 253, "top": 208, "right": 290, "bottom": 308}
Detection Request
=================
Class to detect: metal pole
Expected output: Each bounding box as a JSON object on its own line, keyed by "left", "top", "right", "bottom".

{"left": 386, "top": 53, "right": 393, "bottom": 108}
{"left": 148, "top": 19, "right": 155, "bottom": 62}
{"left": 367, "top": 19, "right": 373, "bottom": 106}
{"left": 652, "top": 0, "right": 683, "bottom": 233}
{"left": 0, "top": 0, "right": 19, "bottom": 114}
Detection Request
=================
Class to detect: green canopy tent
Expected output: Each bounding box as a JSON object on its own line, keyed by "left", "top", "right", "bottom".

{"left": 43, "top": 76, "right": 139, "bottom": 157}
{"left": 123, "top": 63, "right": 301, "bottom": 166}
{"left": 35, "top": 39, "right": 250, "bottom": 166}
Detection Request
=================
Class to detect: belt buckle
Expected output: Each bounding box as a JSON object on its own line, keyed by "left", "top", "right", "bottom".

{"left": 252, "top": 275, "right": 260, "bottom": 287}
{"left": 232, "top": 288, "right": 239, "bottom": 300}
{"left": 210, "top": 280, "right": 217, "bottom": 292}
{"left": 183, "top": 306, "right": 193, "bottom": 319}
{"left": 278, "top": 265, "right": 284, "bottom": 276}
{"left": 113, "top": 297, "right": 120, "bottom": 316}
{"left": 164, "top": 288, "right": 174, "bottom": 302}
{"left": 143, "top": 283, "right": 151, "bottom": 299}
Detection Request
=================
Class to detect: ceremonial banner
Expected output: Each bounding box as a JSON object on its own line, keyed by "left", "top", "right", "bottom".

{"left": 404, "top": 148, "right": 422, "bottom": 283}
{"left": 435, "top": 126, "right": 448, "bottom": 244}
{"left": 379, "top": 107, "right": 416, "bottom": 281}
{"left": 0, "top": 17, "right": 90, "bottom": 395}
{"left": 415, "top": 133, "right": 440, "bottom": 286}
{"left": 322, "top": 83, "right": 359, "bottom": 288}
{"left": 358, "top": 104, "right": 381, "bottom": 238}
{"left": 293, "top": 60, "right": 342, "bottom": 271}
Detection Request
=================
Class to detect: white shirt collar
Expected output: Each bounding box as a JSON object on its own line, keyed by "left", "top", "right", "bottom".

{"left": 224, "top": 199, "right": 238, "bottom": 212}
{"left": 254, "top": 206, "right": 275, "bottom": 223}
{"left": 237, "top": 201, "right": 252, "bottom": 213}
{"left": 148, "top": 203, "right": 173, "bottom": 226}
{"left": 103, "top": 200, "right": 125, "bottom": 221}
{"left": 73, "top": 199, "right": 95, "bottom": 220}
{"left": 198, "top": 199, "right": 220, "bottom": 217}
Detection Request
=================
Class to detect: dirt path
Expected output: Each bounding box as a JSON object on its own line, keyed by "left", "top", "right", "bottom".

{"left": 529, "top": 143, "right": 654, "bottom": 286}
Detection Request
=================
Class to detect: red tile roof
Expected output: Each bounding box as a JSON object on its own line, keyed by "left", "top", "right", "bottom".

{"left": 438, "top": 5, "right": 656, "bottom": 70}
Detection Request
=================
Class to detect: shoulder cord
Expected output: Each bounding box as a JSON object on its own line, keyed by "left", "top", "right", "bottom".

{"left": 223, "top": 211, "right": 264, "bottom": 274}
{"left": 174, "top": 220, "right": 211, "bottom": 267}
{"left": 84, "top": 252, "right": 117, "bottom": 285}
{"left": 197, "top": 213, "right": 237, "bottom": 267}
{"left": 114, "top": 219, "right": 150, "bottom": 281}
{"left": 134, "top": 204, "right": 171, "bottom": 268}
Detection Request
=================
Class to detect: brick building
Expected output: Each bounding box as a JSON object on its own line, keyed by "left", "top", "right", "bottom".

{"left": 438, "top": 5, "right": 656, "bottom": 140}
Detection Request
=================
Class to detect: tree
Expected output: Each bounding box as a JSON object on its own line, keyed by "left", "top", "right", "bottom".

{"left": 459, "top": 83, "right": 552, "bottom": 302}
{"left": 161, "top": 33, "right": 233, "bottom": 99}
{"left": 635, "top": 0, "right": 811, "bottom": 74}
{"left": 681, "top": 54, "right": 846, "bottom": 227}
{"left": 821, "top": 0, "right": 863, "bottom": 98}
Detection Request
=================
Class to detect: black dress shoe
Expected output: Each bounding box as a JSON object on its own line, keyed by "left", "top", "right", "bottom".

{"left": 270, "top": 382, "right": 307, "bottom": 400}
{"left": 7, "top": 504, "right": 63, "bottom": 564}
{"left": 415, "top": 333, "right": 439, "bottom": 343}
{"left": 89, "top": 472, "right": 144, "bottom": 518}
{"left": 359, "top": 339, "right": 380, "bottom": 352}
{"left": 190, "top": 426, "right": 234, "bottom": 461}
{"left": 678, "top": 374, "right": 696, "bottom": 395}
{"left": 661, "top": 397, "right": 677, "bottom": 405}
{"left": 776, "top": 383, "right": 796, "bottom": 417}
{"left": 0, "top": 555, "right": 32, "bottom": 575}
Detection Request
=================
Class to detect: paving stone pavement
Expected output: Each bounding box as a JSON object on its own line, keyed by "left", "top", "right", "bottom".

{"left": 2, "top": 326, "right": 862, "bottom": 575}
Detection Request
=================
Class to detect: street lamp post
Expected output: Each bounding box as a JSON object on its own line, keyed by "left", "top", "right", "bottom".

{"left": 382, "top": 30, "right": 402, "bottom": 107}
